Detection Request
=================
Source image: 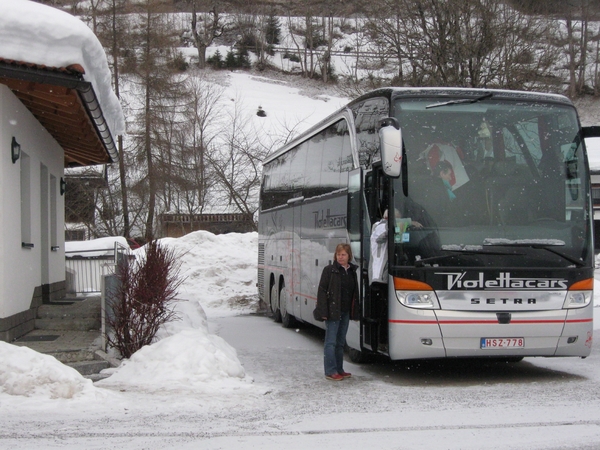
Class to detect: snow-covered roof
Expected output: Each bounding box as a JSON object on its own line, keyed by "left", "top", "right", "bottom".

{"left": 0, "top": 0, "right": 124, "bottom": 165}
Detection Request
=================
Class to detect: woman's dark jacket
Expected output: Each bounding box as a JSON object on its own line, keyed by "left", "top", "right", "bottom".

{"left": 314, "top": 261, "right": 360, "bottom": 321}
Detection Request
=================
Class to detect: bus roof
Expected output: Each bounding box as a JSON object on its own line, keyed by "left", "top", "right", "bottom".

{"left": 262, "top": 87, "right": 574, "bottom": 165}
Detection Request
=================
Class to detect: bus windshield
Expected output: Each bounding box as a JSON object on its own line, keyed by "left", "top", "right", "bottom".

{"left": 391, "top": 96, "right": 592, "bottom": 269}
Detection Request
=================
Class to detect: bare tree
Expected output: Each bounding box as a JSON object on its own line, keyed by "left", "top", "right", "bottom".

{"left": 555, "top": 0, "right": 595, "bottom": 97}
{"left": 363, "top": 0, "right": 559, "bottom": 90}
{"left": 190, "top": 0, "right": 225, "bottom": 69}
{"left": 127, "top": 0, "right": 186, "bottom": 241}
{"left": 206, "top": 97, "right": 283, "bottom": 227}
{"left": 178, "top": 75, "right": 223, "bottom": 212}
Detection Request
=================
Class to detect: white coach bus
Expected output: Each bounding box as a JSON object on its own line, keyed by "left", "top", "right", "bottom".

{"left": 258, "top": 88, "right": 597, "bottom": 362}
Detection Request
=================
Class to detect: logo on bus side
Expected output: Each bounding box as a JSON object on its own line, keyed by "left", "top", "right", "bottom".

{"left": 313, "top": 209, "right": 346, "bottom": 229}
{"left": 438, "top": 272, "right": 568, "bottom": 290}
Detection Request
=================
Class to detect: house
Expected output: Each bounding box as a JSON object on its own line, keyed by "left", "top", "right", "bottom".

{"left": 0, "top": 1, "right": 124, "bottom": 342}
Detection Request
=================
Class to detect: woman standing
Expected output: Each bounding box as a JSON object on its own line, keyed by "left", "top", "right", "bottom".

{"left": 314, "top": 243, "right": 359, "bottom": 381}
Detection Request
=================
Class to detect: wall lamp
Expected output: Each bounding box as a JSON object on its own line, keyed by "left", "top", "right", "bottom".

{"left": 60, "top": 177, "right": 66, "bottom": 196}
{"left": 11, "top": 137, "right": 21, "bottom": 164}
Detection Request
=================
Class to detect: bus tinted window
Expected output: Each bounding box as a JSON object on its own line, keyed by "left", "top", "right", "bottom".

{"left": 260, "top": 119, "right": 352, "bottom": 210}
{"left": 392, "top": 97, "right": 591, "bottom": 267}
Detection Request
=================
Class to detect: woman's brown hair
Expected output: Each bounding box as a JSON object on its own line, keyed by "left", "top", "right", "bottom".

{"left": 333, "top": 243, "right": 353, "bottom": 261}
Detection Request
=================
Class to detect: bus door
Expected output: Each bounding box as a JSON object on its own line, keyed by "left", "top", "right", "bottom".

{"left": 348, "top": 167, "right": 388, "bottom": 353}
{"left": 347, "top": 168, "right": 365, "bottom": 350}
{"left": 363, "top": 167, "right": 390, "bottom": 353}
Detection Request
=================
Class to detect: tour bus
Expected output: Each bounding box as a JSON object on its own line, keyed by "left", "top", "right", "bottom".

{"left": 257, "top": 88, "right": 597, "bottom": 362}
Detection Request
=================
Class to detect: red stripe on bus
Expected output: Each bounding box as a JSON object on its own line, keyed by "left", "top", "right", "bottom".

{"left": 389, "top": 318, "right": 593, "bottom": 325}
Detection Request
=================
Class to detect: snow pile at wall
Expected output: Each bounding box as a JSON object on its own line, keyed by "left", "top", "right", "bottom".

{"left": 0, "top": 342, "right": 96, "bottom": 399}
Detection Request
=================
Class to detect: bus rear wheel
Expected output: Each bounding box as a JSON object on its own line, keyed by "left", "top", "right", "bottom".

{"left": 280, "top": 282, "right": 296, "bottom": 328}
{"left": 270, "top": 283, "right": 282, "bottom": 323}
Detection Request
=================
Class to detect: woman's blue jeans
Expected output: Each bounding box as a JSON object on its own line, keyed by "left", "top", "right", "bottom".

{"left": 324, "top": 312, "right": 350, "bottom": 376}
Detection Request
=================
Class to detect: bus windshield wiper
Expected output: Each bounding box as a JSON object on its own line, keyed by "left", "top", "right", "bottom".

{"left": 426, "top": 92, "right": 494, "bottom": 109}
{"left": 483, "top": 239, "right": 585, "bottom": 267}
{"left": 414, "top": 248, "right": 514, "bottom": 267}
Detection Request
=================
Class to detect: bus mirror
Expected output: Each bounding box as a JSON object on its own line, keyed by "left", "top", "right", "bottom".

{"left": 379, "top": 118, "right": 402, "bottom": 178}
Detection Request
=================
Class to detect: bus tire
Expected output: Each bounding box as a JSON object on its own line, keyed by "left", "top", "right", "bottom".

{"left": 280, "top": 283, "right": 296, "bottom": 328}
{"left": 348, "top": 347, "right": 368, "bottom": 364}
{"left": 503, "top": 357, "right": 524, "bottom": 363}
{"left": 270, "top": 283, "right": 282, "bottom": 323}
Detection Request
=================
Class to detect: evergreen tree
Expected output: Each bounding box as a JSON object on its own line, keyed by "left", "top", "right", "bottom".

{"left": 225, "top": 49, "right": 237, "bottom": 68}
{"left": 207, "top": 49, "right": 224, "bottom": 68}
{"left": 265, "top": 11, "right": 281, "bottom": 45}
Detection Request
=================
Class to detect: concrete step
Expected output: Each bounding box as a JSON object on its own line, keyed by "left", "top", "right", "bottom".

{"left": 35, "top": 297, "right": 101, "bottom": 331}
{"left": 13, "top": 297, "right": 120, "bottom": 377}
{"left": 35, "top": 317, "right": 100, "bottom": 331}
{"left": 47, "top": 348, "right": 99, "bottom": 364}
{"left": 67, "top": 359, "right": 111, "bottom": 376}
{"left": 13, "top": 330, "right": 102, "bottom": 358}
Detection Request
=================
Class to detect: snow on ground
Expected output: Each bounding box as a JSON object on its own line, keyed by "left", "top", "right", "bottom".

{"left": 1, "top": 230, "right": 600, "bottom": 449}
{"left": 4, "top": 230, "right": 600, "bottom": 402}
{"left": 223, "top": 71, "right": 348, "bottom": 141}
{"left": 0, "top": 342, "right": 97, "bottom": 400}
{"left": 2, "top": 231, "right": 265, "bottom": 402}
{"left": 65, "top": 236, "right": 130, "bottom": 257}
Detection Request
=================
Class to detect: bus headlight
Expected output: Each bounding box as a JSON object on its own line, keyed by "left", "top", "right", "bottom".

{"left": 396, "top": 291, "right": 439, "bottom": 309}
{"left": 563, "top": 290, "right": 592, "bottom": 309}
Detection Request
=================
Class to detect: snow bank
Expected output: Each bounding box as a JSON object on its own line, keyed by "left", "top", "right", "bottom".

{"left": 96, "top": 328, "right": 247, "bottom": 392}
{"left": 94, "top": 231, "right": 258, "bottom": 392}
{"left": 148, "top": 230, "right": 260, "bottom": 315}
{"left": 0, "top": 342, "right": 96, "bottom": 399}
{"left": 2, "top": 231, "right": 260, "bottom": 401}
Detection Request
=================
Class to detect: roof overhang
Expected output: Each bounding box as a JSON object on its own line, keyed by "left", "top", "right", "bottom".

{"left": 0, "top": 59, "right": 118, "bottom": 167}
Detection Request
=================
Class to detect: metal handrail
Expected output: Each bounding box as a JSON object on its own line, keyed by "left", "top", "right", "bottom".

{"left": 65, "top": 242, "right": 133, "bottom": 294}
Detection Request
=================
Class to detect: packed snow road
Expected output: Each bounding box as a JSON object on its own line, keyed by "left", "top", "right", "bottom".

{"left": 204, "top": 313, "right": 600, "bottom": 450}
{"left": 1, "top": 311, "right": 599, "bottom": 450}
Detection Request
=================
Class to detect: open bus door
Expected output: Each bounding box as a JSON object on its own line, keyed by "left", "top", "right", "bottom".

{"left": 346, "top": 168, "right": 366, "bottom": 355}
{"left": 348, "top": 165, "right": 391, "bottom": 359}
{"left": 348, "top": 118, "right": 402, "bottom": 362}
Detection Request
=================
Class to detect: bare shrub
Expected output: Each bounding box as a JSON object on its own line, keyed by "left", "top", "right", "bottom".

{"left": 106, "top": 241, "right": 185, "bottom": 358}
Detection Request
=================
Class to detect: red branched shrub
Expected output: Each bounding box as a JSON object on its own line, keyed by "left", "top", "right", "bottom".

{"left": 106, "top": 240, "right": 184, "bottom": 359}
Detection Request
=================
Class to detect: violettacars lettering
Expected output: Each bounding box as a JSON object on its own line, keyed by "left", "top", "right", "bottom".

{"left": 439, "top": 272, "right": 568, "bottom": 290}
{"left": 313, "top": 209, "right": 346, "bottom": 229}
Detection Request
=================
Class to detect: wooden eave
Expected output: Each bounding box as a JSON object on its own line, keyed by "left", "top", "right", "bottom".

{"left": 0, "top": 60, "right": 117, "bottom": 168}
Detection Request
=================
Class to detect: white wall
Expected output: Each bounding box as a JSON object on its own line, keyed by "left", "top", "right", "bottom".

{"left": 0, "top": 85, "right": 65, "bottom": 318}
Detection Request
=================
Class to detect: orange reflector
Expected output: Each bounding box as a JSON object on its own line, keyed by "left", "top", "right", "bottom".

{"left": 569, "top": 278, "right": 593, "bottom": 290}
{"left": 394, "top": 277, "right": 433, "bottom": 291}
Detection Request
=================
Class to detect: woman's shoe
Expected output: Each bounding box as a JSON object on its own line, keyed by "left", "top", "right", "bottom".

{"left": 325, "top": 373, "right": 344, "bottom": 381}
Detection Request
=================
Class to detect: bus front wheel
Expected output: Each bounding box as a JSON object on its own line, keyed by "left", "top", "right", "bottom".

{"left": 348, "top": 347, "right": 369, "bottom": 364}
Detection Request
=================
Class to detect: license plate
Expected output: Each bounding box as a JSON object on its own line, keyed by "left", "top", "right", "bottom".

{"left": 480, "top": 337, "right": 524, "bottom": 349}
